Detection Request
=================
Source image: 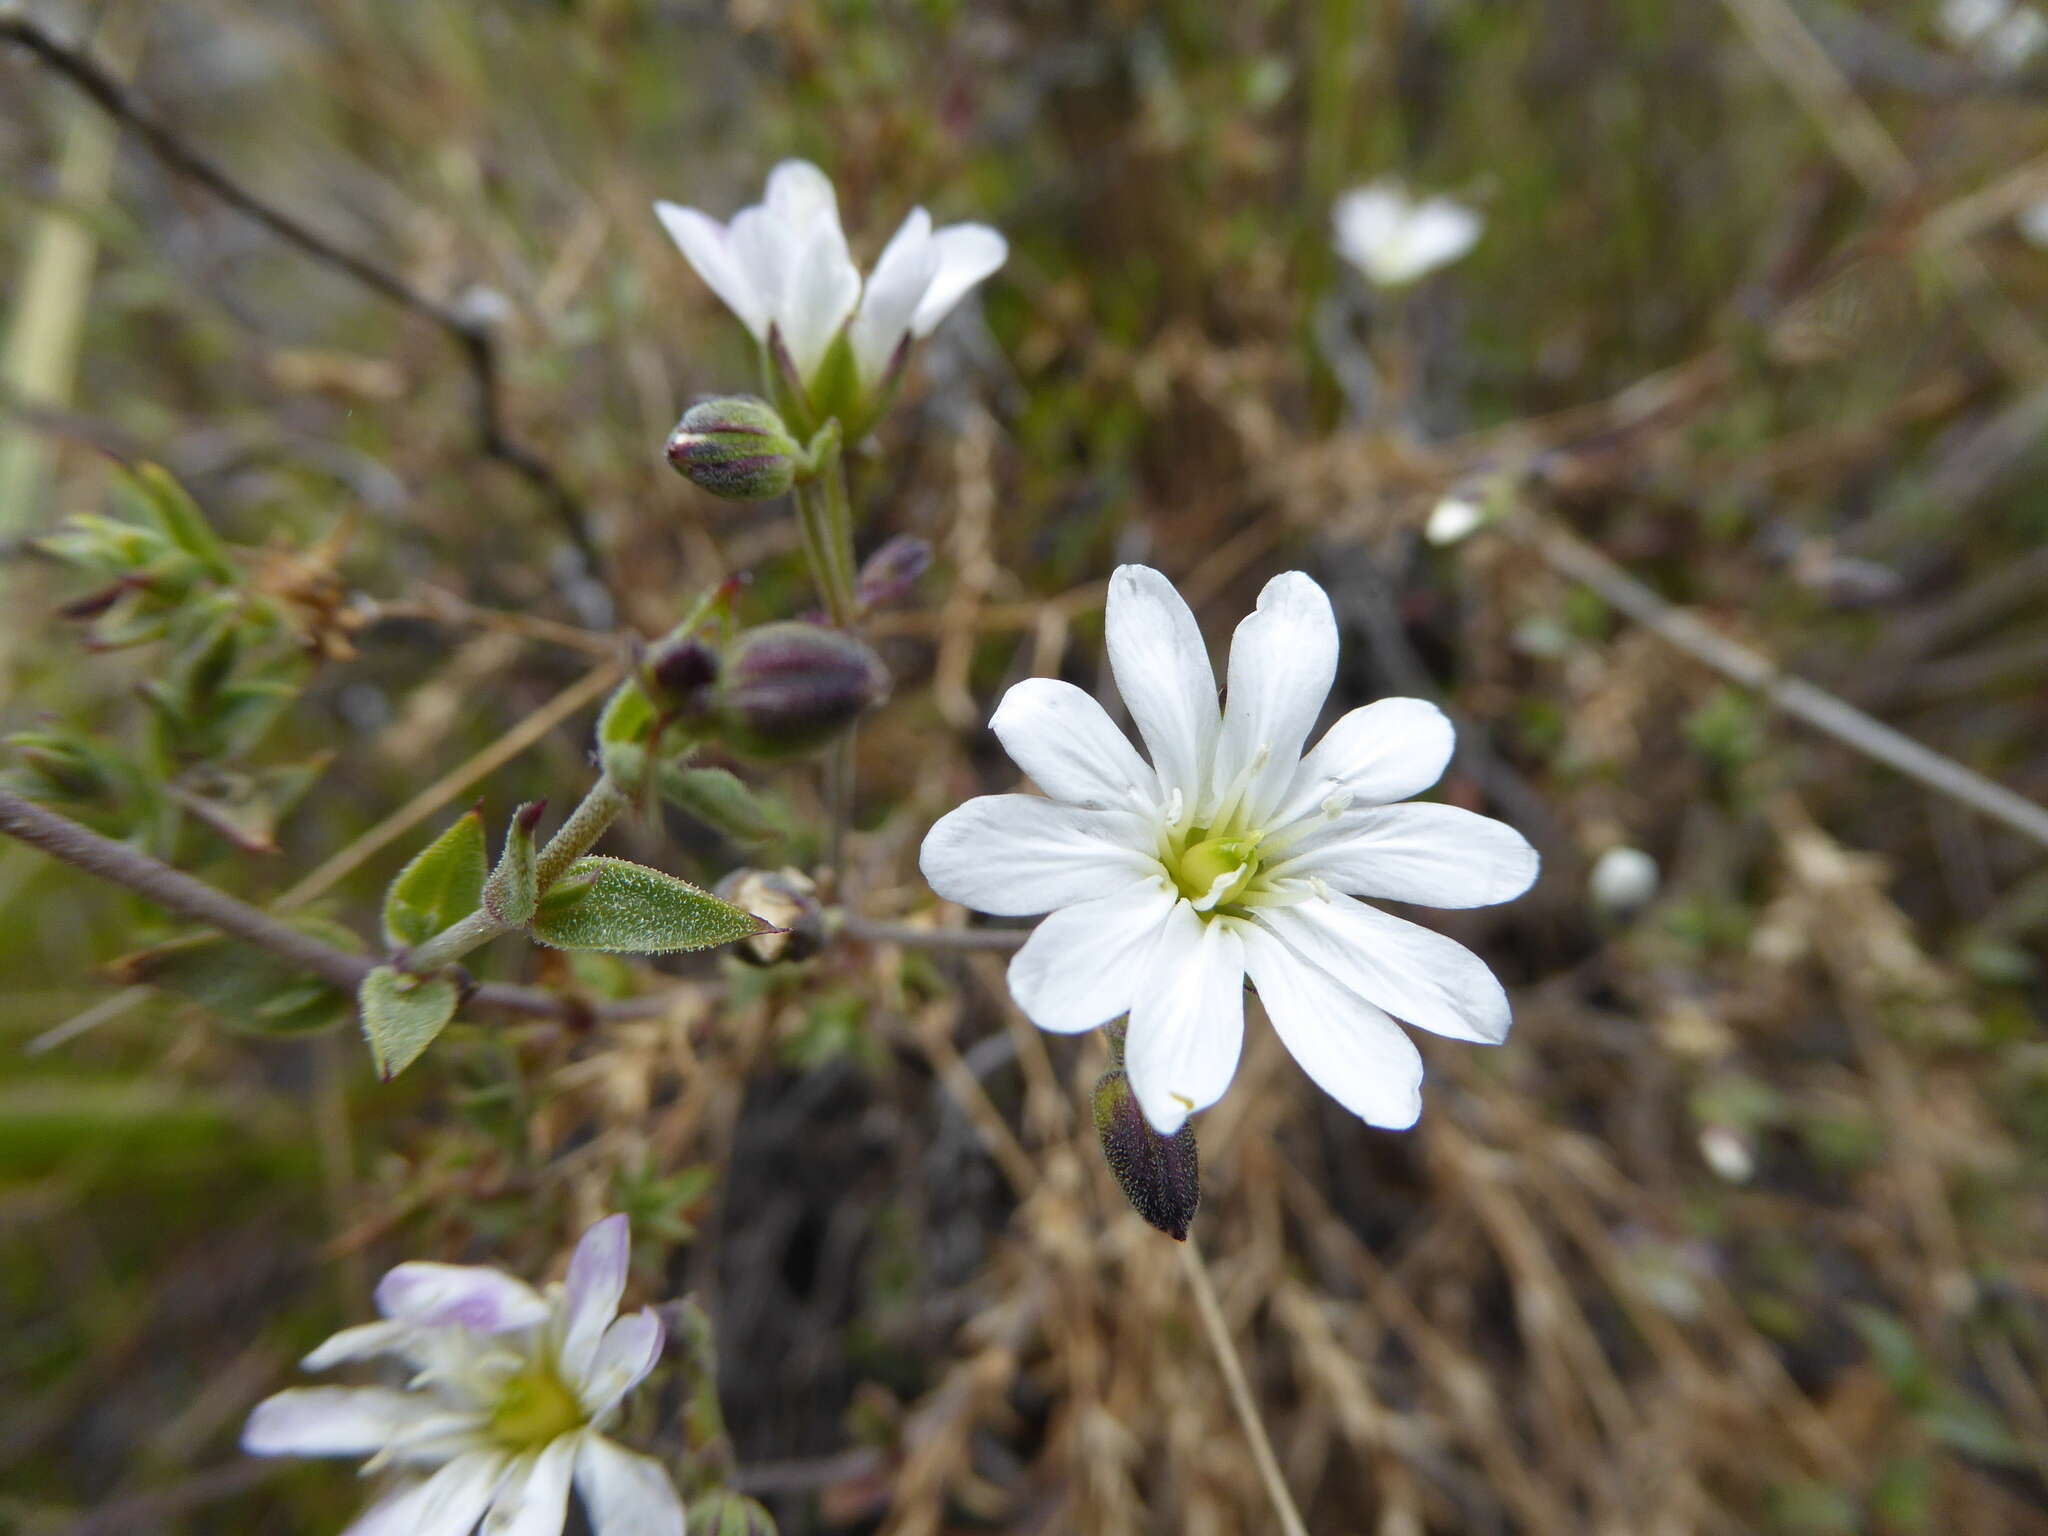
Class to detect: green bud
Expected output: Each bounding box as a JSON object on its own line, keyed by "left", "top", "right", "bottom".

{"left": 1093, "top": 1062, "right": 1200, "bottom": 1241}
{"left": 713, "top": 622, "right": 889, "bottom": 759}
{"left": 686, "top": 1493, "right": 780, "bottom": 1536}
{"left": 666, "top": 396, "right": 803, "bottom": 500}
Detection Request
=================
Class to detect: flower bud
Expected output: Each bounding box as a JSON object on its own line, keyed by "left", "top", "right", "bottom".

{"left": 714, "top": 622, "right": 889, "bottom": 759}
{"left": 713, "top": 867, "right": 823, "bottom": 966}
{"left": 665, "top": 396, "right": 803, "bottom": 501}
{"left": 687, "top": 1492, "right": 780, "bottom": 1536}
{"left": 1093, "top": 1064, "right": 1200, "bottom": 1241}
{"left": 856, "top": 535, "right": 932, "bottom": 612}
{"left": 1589, "top": 845, "right": 1659, "bottom": 914}
{"left": 640, "top": 632, "right": 719, "bottom": 711}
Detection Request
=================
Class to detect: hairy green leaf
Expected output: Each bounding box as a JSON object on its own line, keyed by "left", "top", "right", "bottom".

{"left": 383, "top": 810, "right": 487, "bottom": 949}
{"left": 531, "top": 856, "right": 769, "bottom": 954}
{"left": 358, "top": 966, "right": 461, "bottom": 1081}
{"left": 110, "top": 918, "right": 362, "bottom": 1037}
{"left": 482, "top": 800, "right": 544, "bottom": 925}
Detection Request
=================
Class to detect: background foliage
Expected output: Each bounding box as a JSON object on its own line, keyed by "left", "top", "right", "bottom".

{"left": 3, "top": 0, "right": 2047, "bottom": 1531}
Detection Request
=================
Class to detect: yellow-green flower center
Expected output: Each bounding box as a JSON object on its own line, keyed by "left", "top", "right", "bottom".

{"left": 490, "top": 1365, "right": 585, "bottom": 1450}
{"left": 1172, "top": 834, "right": 1260, "bottom": 907}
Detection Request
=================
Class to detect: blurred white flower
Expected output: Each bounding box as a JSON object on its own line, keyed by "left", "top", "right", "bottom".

{"left": 1425, "top": 495, "right": 1486, "bottom": 546}
{"left": 2018, "top": 199, "right": 2048, "bottom": 248}
{"left": 1589, "top": 845, "right": 1659, "bottom": 913}
{"left": 243, "top": 1216, "right": 682, "bottom": 1536}
{"left": 1937, "top": 0, "right": 2048, "bottom": 69}
{"left": 655, "top": 160, "right": 1006, "bottom": 399}
{"left": 1699, "top": 1125, "right": 1756, "bottom": 1183}
{"left": 1332, "top": 180, "right": 1483, "bottom": 288}
{"left": 921, "top": 565, "right": 1537, "bottom": 1135}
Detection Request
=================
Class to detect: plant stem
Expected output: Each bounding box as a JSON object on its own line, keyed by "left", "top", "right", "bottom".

{"left": 817, "top": 450, "right": 862, "bottom": 620}
{"left": 791, "top": 476, "right": 856, "bottom": 627}
{"left": 1179, "top": 1237, "right": 1311, "bottom": 1536}
{"left": 404, "top": 771, "right": 630, "bottom": 973}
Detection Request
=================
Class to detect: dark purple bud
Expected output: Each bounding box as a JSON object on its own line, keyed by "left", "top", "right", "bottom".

{"left": 665, "top": 397, "right": 802, "bottom": 501}
{"left": 641, "top": 633, "right": 720, "bottom": 709}
{"left": 856, "top": 535, "right": 932, "bottom": 612}
{"left": 1094, "top": 1066, "right": 1200, "bottom": 1241}
{"left": 714, "top": 622, "right": 889, "bottom": 759}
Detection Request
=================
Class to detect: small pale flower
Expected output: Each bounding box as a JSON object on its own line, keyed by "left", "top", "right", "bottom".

{"left": 655, "top": 160, "right": 1006, "bottom": 419}
{"left": 1589, "top": 845, "right": 1659, "bottom": 914}
{"left": 1425, "top": 495, "right": 1486, "bottom": 547}
{"left": 920, "top": 565, "right": 1538, "bottom": 1136}
{"left": 1332, "top": 179, "right": 1483, "bottom": 288}
{"left": 242, "top": 1215, "right": 683, "bottom": 1536}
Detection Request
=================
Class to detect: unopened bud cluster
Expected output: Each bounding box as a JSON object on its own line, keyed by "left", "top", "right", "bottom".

{"left": 638, "top": 621, "right": 889, "bottom": 761}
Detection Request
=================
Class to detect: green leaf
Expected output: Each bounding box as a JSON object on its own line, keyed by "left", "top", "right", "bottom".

{"left": 482, "top": 800, "right": 543, "bottom": 925}
{"left": 383, "top": 810, "right": 487, "bottom": 949}
{"left": 657, "top": 764, "right": 791, "bottom": 851}
{"left": 131, "top": 463, "right": 234, "bottom": 582}
{"left": 599, "top": 678, "right": 657, "bottom": 750}
{"left": 1923, "top": 1389, "right": 2028, "bottom": 1466}
{"left": 531, "top": 856, "right": 770, "bottom": 954}
{"left": 358, "top": 966, "right": 461, "bottom": 1081}
{"left": 111, "top": 919, "right": 362, "bottom": 1037}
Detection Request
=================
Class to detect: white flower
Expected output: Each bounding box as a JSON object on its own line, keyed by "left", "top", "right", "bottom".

{"left": 1588, "top": 845, "right": 1659, "bottom": 914}
{"left": 654, "top": 159, "right": 1006, "bottom": 397}
{"left": 243, "top": 1216, "right": 683, "bottom": 1536}
{"left": 1425, "top": 495, "right": 1486, "bottom": 547}
{"left": 1332, "top": 180, "right": 1483, "bottom": 288}
{"left": 1937, "top": 0, "right": 2048, "bottom": 69}
{"left": 919, "top": 565, "right": 1538, "bottom": 1135}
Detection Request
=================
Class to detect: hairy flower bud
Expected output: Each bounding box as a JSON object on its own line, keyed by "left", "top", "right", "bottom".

{"left": 688, "top": 1492, "right": 780, "bottom": 1536}
{"left": 714, "top": 622, "right": 889, "bottom": 759}
{"left": 640, "top": 632, "right": 720, "bottom": 712}
{"left": 1093, "top": 1058, "right": 1200, "bottom": 1241}
{"left": 713, "top": 867, "right": 822, "bottom": 966}
{"left": 665, "top": 396, "right": 803, "bottom": 500}
{"left": 856, "top": 535, "right": 932, "bottom": 612}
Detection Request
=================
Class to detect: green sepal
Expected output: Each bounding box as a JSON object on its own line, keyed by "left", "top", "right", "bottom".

{"left": 657, "top": 764, "right": 792, "bottom": 852}
{"left": 531, "top": 856, "right": 770, "bottom": 954}
{"left": 482, "top": 800, "right": 543, "bottom": 925}
{"left": 598, "top": 679, "right": 660, "bottom": 789}
{"left": 358, "top": 965, "right": 461, "bottom": 1081}
{"left": 109, "top": 917, "right": 363, "bottom": 1037}
{"left": 382, "top": 809, "right": 487, "bottom": 949}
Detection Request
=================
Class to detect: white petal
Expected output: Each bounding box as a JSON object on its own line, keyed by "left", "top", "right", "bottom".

{"left": 1240, "top": 923, "right": 1423, "bottom": 1129}
{"left": 1006, "top": 877, "right": 1179, "bottom": 1033}
{"left": 780, "top": 221, "right": 862, "bottom": 382}
{"left": 376, "top": 1263, "right": 549, "bottom": 1334}
{"left": 575, "top": 1437, "right": 686, "bottom": 1536}
{"left": 1211, "top": 572, "right": 1336, "bottom": 826}
{"left": 1395, "top": 198, "right": 1482, "bottom": 280}
{"left": 1273, "top": 803, "right": 1539, "bottom": 909}
{"left": 576, "top": 1309, "right": 665, "bottom": 1421}
{"left": 909, "top": 223, "right": 1008, "bottom": 336}
{"left": 242, "top": 1388, "right": 434, "bottom": 1459}
{"left": 651, "top": 203, "right": 766, "bottom": 339}
{"left": 761, "top": 159, "right": 846, "bottom": 251}
{"left": 990, "top": 677, "right": 1155, "bottom": 811}
{"left": 301, "top": 1319, "right": 413, "bottom": 1372}
{"left": 1104, "top": 564, "right": 1218, "bottom": 807}
{"left": 727, "top": 203, "right": 796, "bottom": 338}
{"left": 344, "top": 1450, "right": 505, "bottom": 1536}
{"left": 486, "top": 1436, "right": 578, "bottom": 1536}
{"left": 556, "top": 1215, "right": 629, "bottom": 1387}
{"left": 1272, "top": 697, "right": 1455, "bottom": 828}
{"left": 849, "top": 207, "right": 937, "bottom": 386}
{"left": 1332, "top": 184, "right": 1406, "bottom": 280}
{"left": 1257, "top": 891, "right": 1510, "bottom": 1044}
{"left": 1125, "top": 904, "right": 1246, "bottom": 1135}
{"left": 920, "top": 794, "right": 1158, "bottom": 917}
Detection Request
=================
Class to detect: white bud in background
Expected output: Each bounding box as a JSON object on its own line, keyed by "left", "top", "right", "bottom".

{"left": 1589, "top": 845, "right": 1659, "bottom": 914}
{"left": 1426, "top": 495, "right": 1486, "bottom": 547}
{"left": 1699, "top": 1125, "right": 1756, "bottom": 1184}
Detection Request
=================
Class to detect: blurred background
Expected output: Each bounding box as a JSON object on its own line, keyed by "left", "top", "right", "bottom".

{"left": 4, "top": 1, "right": 2048, "bottom": 1531}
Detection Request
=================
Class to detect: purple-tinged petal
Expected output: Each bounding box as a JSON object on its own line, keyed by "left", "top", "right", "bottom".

{"left": 375, "top": 1263, "right": 548, "bottom": 1334}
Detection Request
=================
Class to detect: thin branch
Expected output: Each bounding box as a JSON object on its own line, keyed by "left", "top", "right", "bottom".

{"left": 1180, "top": 1237, "right": 1312, "bottom": 1536}
{"left": 0, "top": 5, "right": 605, "bottom": 577}
{"left": 839, "top": 915, "right": 1028, "bottom": 951}
{"left": 1515, "top": 516, "right": 2048, "bottom": 851}
{"left": 0, "top": 786, "right": 675, "bottom": 1025}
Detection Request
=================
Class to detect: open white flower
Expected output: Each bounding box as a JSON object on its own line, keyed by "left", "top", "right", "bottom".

{"left": 1332, "top": 179, "right": 1483, "bottom": 288}
{"left": 243, "top": 1215, "right": 683, "bottom": 1536}
{"left": 655, "top": 159, "right": 1006, "bottom": 403}
{"left": 920, "top": 565, "right": 1537, "bottom": 1136}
